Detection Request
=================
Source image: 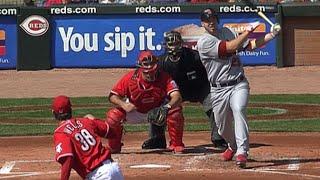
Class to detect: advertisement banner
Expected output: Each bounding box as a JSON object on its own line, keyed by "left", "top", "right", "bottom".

{"left": 0, "top": 16, "right": 17, "bottom": 69}
{"left": 52, "top": 13, "right": 276, "bottom": 68}
{"left": 221, "top": 13, "right": 276, "bottom": 65}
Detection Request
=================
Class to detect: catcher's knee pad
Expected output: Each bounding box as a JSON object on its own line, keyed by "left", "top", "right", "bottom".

{"left": 106, "top": 108, "right": 126, "bottom": 152}
{"left": 167, "top": 106, "right": 184, "bottom": 147}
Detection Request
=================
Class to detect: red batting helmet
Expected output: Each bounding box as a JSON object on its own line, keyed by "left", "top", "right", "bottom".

{"left": 52, "top": 95, "right": 72, "bottom": 114}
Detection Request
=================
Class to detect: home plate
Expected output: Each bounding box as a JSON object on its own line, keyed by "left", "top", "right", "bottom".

{"left": 130, "top": 164, "right": 171, "bottom": 169}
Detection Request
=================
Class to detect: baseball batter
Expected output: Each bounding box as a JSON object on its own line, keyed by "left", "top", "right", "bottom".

{"left": 197, "top": 8, "right": 280, "bottom": 168}
{"left": 106, "top": 50, "right": 185, "bottom": 153}
{"left": 52, "top": 95, "right": 123, "bottom": 180}
{"left": 142, "top": 31, "right": 227, "bottom": 150}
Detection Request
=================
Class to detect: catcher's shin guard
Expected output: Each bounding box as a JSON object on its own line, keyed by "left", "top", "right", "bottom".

{"left": 106, "top": 108, "right": 125, "bottom": 153}
{"left": 167, "top": 106, "right": 185, "bottom": 153}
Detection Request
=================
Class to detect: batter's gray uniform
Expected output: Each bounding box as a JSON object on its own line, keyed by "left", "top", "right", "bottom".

{"left": 197, "top": 27, "right": 250, "bottom": 156}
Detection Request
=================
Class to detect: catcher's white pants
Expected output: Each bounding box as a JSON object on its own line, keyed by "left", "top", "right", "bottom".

{"left": 86, "top": 160, "right": 124, "bottom": 180}
{"left": 126, "top": 110, "right": 148, "bottom": 124}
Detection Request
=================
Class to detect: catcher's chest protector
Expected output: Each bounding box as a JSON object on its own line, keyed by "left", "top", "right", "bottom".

{"left": 128, "top": 75, "right": 165, "bottom": 113}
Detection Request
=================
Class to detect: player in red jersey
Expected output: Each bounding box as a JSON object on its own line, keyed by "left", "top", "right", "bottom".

{"left": 52, "top": 95, "right": 124, "bottom": 180}
{"left": 106, "top": 50, "right": 185, "bottom": 153}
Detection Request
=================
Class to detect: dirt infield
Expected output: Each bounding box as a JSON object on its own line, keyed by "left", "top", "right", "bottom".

{"left": 1, "top": 66, "right": 320, "bottom": 179}
{"left": 1, "top": 66, "right": 320, "bottom": 98}
{"left": 1, "top": 132, "right": 320, "bottom": 179}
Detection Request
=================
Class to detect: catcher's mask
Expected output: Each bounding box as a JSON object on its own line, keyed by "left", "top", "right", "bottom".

{"left": 164, "top": 31, "right": 183, "bottom": 62}
{"left": 137, "top": 50, "right": 159, "bottom": 82}
{"left": 200, "top": 8, "right": 220, "bottom": 24}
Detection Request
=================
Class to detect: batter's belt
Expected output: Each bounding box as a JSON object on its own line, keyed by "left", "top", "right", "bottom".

{"left": 211, "top": 75, "right": 244, "bottom": 88}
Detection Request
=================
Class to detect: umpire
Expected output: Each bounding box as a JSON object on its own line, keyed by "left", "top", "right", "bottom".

{"left": 142, "top": 31, "right": 227, "bottom": 149}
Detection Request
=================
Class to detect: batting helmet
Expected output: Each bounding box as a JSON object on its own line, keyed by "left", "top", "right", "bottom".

{"left": 200, "top": 8, "right": 219, "bottom": 24}
{"left": 163, "top": 31, "right": 183, "bottom": 61}
{"left": 137, "top": 50, "right": 159, "bottom": 81}
{"left": 52, "top": 95, "right": 72, "bottom": 120}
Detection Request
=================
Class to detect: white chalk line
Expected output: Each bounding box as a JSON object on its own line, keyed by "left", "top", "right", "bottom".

{"left": 130, "top": 164, "right": 171, "bottom": 169}
{"left": 245, "top": 158, "right": 320, "bottom": 179}
{"left": 180, "top": 168, "right": 212, "bottom": 172}
{"left": 0, "top": 161, "right": 15, "bottom": 174}
{"left": 253, "top": 158, "right": 300, "bottom": 171}
{"left": 245, "top": 169, "right": 320, "bottom": 179}
{"left": 0, "top": 160, "right": 54, "bottom": 163}
{"left": 15, "top": 160, "right": 54, "bottom": 163}
{"left": 181, "top": 154, "right": 216, "bottom": 172}
{"left": 0, "top": 160, "right": 57, "bottom": 179}
{"left": 287, "top": 158, "right": 300, "bottom": 170}
{"left": 253, "top": 168, "right": 297, "bottom": 171}
{"left": 0, "top": 159, "right": 55, "bottom": 175}
{"left": 0, "top": 171, "right": 59, "bottom": 179}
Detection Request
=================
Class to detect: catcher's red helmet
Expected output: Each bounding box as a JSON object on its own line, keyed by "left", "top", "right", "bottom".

{"left": 137, "top": 50, "right": 158, "bottom": 73}
{"left": 137, "top": 50, "right": 158, "bottom": 81}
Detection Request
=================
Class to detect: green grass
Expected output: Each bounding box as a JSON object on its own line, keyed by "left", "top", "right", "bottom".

{"left": 0, "top": 94, "right": 319, "bottom": 136}
{"left": 0, "top": 97, "right": 108, "bottom": 107}
{"left": 0, "top": 124, "right": 55, "bottom": 136}
{"left": 249, "top": 119, "right": 320, "bottom": 132}
{"left": 250, "top": 94, "right": 320, "bottom": 104}
{"left": 0, "top": 106, "right": 278, "bottom": 121}
{"left": 1, "top": 119, "right": 319, "bottom": 136}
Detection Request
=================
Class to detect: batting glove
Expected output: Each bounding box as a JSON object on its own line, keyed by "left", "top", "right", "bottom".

{"left": 270, "top": 23, "right": 281, "bottom": 37}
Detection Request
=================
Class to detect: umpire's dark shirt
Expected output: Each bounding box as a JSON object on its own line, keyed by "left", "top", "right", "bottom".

{"left": 158, "top": 47, "right": 210, "bottom": 103}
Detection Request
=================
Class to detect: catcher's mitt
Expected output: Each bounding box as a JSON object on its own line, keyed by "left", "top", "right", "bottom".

{"left": 147, "top": 105, "right": 170, "bottom": 126}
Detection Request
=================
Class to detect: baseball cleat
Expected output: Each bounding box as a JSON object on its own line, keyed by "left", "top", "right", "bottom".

{"left": 236, "top": 154, "right": 247, "bottom": 168}
{"left": 221, "top": 147, "right": 235, "bottom": 161}
{"left": 168, "top": 145, "right": 185, "bottom": 154}
{"left": 141, "top": 136, "right": 167, "bottom": 149}
{"left": 212, "top": 139, "right": 228, "bottom": 149}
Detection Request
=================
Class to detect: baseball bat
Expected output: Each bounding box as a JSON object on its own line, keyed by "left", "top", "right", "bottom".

{"left": 243, "top": 0, "right": 275, "bottom": 26}
{"left": 257, "top": 11, "right": 274, "bottom": 26}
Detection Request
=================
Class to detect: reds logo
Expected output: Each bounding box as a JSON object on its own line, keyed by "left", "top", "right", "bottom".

{"left": 56, "top": 143, "right": 62, "bottom": 153}
{"left": 20, "top": 15, "right": 49, "bottom": 36}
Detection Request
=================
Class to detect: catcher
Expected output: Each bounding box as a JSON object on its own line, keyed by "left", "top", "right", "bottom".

{"left": 142, "top": 31, "right": 227, "bottom": 150}
{"left": 105, "top": 50, "right": 185, "bottom": 153}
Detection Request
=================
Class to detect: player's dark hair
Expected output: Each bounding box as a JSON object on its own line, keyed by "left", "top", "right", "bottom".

{"left": 200, "top": 8, "right": 219, "bottom": 24}
{"left": 54, "top": 111, "right": 72, "bottom": 121}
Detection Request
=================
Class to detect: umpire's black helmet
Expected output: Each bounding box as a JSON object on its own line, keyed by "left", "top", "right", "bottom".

{"left": 200, "top": 8, "right": 219, "bottom": 24}
{"left": 163, "top": 31, "right": 183, "bottom": 58}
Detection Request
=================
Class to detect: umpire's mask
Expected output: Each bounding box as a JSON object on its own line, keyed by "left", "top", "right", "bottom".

{"left": 164, "top": 31, "right": 183, "bottom": 62}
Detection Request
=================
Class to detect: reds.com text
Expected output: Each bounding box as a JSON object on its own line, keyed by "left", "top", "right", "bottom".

{"left": 135, "top": 5, "right": 181, "bottom": 14}
{"left": 0, "top": 8, "right": 17, "bottom": 15}
{"left": 50, "top": 6, "right": 97, "bottom": 15}
{"left": 220, "top": 5, "right": 266, "bottom": 13}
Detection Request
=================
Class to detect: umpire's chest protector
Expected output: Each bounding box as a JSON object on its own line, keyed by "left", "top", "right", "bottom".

{"left": 128, "top": 74, "right": 166, "bottom": 113}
